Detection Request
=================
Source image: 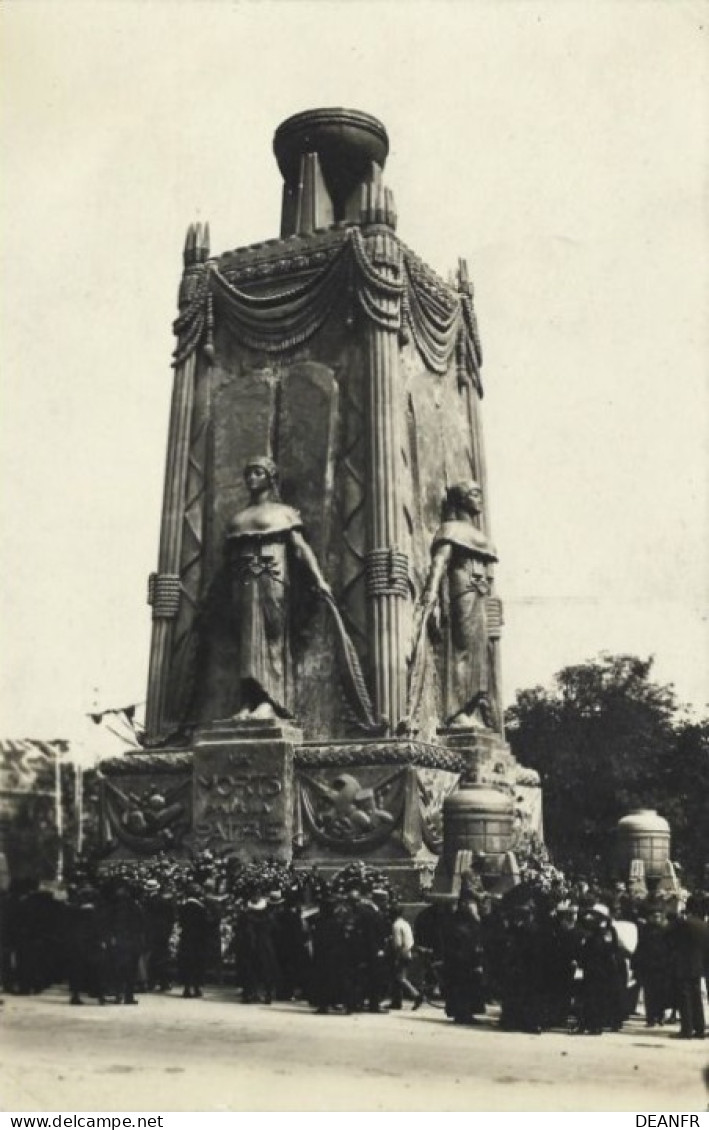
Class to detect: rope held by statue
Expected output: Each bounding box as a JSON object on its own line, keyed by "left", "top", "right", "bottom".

{"left": 318, "top": 590, "right": 385, "bottom": 735}
{"left": 405, "top": 600, "right": 434, "bottom": 728}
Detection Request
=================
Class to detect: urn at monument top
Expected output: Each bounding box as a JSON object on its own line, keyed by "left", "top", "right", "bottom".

{"left": 616, "top": 808, "right": 670, "bottom": 879}
{"left": 274, "top": 108, "right": 390, "bottom": 231}
{"left": 442, "top": 784, "right": 514, "bottom": 866}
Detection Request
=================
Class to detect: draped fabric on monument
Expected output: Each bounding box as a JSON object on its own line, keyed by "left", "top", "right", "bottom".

{"left": 172, "top": 228, "right": 477, "bottom": 379}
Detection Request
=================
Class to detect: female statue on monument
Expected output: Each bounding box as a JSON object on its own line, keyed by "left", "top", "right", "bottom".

{"left": 226, "top": 457, "right": 333, "bottom": 720}
{"left": 410, "top": 480, "right": 498, "bottom": 729}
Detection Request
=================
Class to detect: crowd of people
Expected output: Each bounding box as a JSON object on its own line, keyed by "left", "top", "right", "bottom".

{"left": 2, "top": 853, "right": 708, "bottom": 1041}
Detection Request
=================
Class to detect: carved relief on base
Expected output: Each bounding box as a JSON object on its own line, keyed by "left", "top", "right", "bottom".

{"left": 98, "top": 755, "right": 193, "bottom": 858}
{"left": 293, "top": 749, "right": 459, "bottom": 861}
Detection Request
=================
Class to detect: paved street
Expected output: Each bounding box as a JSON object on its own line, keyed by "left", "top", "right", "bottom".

{"left": 1, "top": 989, "right": 706, "bottom": 1113}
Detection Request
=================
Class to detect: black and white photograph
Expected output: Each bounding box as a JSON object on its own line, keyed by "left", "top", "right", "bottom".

{"left": 1, "top": 0, "right": 708, "bottom": 1116}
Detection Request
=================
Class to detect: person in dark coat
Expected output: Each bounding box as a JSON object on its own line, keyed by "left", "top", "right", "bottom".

{"left": 310, "top": 895, "right": 352, "bottom": 1014}
{"left": 413, "top": 900, "right": 448, "bottom": 1004}
{"left": 633, "top": 906, "right": 670, "bottom": 1027}
{"left": 346, "top": 887, "right": 391, "bottom": 1013}
{"left": 0, "top": 887, "right": 11, "bottom": 993}
{"left": 237, "top": 894, "right": 280, "bottom": 1004}
{"left": 498, "top": 901, "right": 546, "bottom": 1033}
{"left": 543, "top": 902, "right": 583, "bottom": 1029}
{"left": 578, "top": 906, "right": 625, "bottom": 1034}
{"left": 142, "top": 880, "right": 174, "bottom": 992}
{"left": 441, "top": 894, "right": 486, "bottom": 1025}
{"left": 668, "top": 896, "right": 709, "bottom": 1039}
{"left": 270, "top": 888, "right": 310, "bottom": 1001}
{"left": 1, "top": 881, "right": 27, "bottom": 994}
{"left": 479, "top": 900, "right": 508, "bottom": 1007}
{"left": 14, "top": 880, "right": 61, "bottom": 994}
{"left": 202, "top": 879, "right": 225, "bottom": 985}
{"left": 104, "top": 883, "right": 145, "bottom": 1005}
{"left": 64, "top": 886, "right": 106, "bottom": 1005}
{"left": 177, "top": 886, "right": 210, "bottom": 998}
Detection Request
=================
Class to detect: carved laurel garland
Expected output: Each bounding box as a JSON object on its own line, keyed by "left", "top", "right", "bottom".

{"left": 172, "top": 227, "right": 482, "bottom": 387}
{"left": 97, "top": 753, "right": 195, "bottom": 776}
{"left": 295, "top": 742, "right": 465, "bottom": 773}
{"left": 97, "top": 745, "right": 464, "bottom": 774}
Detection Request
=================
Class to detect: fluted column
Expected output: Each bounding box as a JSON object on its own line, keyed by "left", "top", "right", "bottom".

{"left": 145, "top": 352, "right": 197, "bottom": 740}
{"left": 362, "top": 226, "right": 408, "bottom": 729}
{"left": 145, "top": 223, "right": 209, "bottom": 742}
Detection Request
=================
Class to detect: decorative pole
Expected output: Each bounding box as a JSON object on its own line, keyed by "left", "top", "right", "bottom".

{"left": 54, "top": 750, "right": 64, "bottom": 884}
{"left": 360, "top": 176, "right": 408, "bottom": 730}
{"left": 75, "top": 762, "right": 83, "bottom": 856}
{"left": 145, "top": 223, "right": 209, "bottom": 742}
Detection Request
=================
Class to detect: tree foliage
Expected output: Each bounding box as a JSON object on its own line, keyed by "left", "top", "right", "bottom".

{"left": 505, "top": 654, "right": 709, "bottom": 883}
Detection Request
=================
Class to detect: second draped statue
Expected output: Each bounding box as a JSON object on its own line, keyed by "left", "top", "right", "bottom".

{"left": 409, "top": 479, "right": 499, "bottom": 730}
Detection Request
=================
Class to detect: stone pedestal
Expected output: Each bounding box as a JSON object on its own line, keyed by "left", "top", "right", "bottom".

{"left": 96, "top": 723, "right": 540, "bottom": 900}
{"left": 190, "top": 719, "right": 300, "bottom": 860}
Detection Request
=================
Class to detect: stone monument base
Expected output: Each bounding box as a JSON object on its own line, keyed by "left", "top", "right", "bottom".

{"left": 96, "top": 722, "right": 539, "bottom": 900}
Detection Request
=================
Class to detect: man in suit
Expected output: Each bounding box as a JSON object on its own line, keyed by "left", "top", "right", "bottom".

{"left": 669, "top": 896, "right": 709, "bottom": 1039}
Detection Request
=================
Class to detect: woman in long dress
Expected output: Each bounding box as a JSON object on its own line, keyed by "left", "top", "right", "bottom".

{"left": 412, "top": 480, "right": 498, "bottom": 728}
{"left": 225, "top": 457, "right": 331, "bottom": 719}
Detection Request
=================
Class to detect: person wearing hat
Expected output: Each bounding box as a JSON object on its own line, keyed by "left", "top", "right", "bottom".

{"left": 65, "top": 885, "right": 106, "bottom": 1006}
{"left": 633, "top": 905, "right": 670, "bottom": 1027}
{"left": 143, "top": 878, "right": 174, "bottom": 993}
{"left": 543, "top": 901, "right": 582, "bottom": 1029}
{"left": 177, "top": 885, "right": 209, "bottom": 999}
{"left": 103, "top": 881, "right": 145, "bottom": 1005}
{"left": 667, "top": 894, "right": 709, "bottom": 1039}
{"left": 238, "top": 891, "right": 280, "bottom": 1005}
{"left": 270, "top": 888, "right": 310, "bottom": 1002}
{"left": 413, "top": 899, "right": 448, "bottom": 1004}
{"left": 310, "top": 893, "right": 352, "bottom": 1014}
{"left": 498, "top": 899, "right": 546, "bottom": 1033}
{"left": 345, "top": 886, "right": 391, "bottom": 1013}
{"left": 577, "top": 905, "right": 624, "bottom": 1034}
{"left": 442, "top": 893, "right": 486, "bottom": 1025}
{"left": 266, "top": 889, "right": 287, "bottom": 999}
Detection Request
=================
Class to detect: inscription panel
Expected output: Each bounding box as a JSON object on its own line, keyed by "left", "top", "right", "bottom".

{"left": 191, "top": 738, "right": 293, "bottom": 859}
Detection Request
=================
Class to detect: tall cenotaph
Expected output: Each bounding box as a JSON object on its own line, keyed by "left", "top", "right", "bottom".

{"left": 98, "top": 109, "right": 539, "bottom": 894}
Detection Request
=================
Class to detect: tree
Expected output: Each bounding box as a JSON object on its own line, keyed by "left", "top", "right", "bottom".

{"left": 660, "top": 718, "right": 709, "bottom": 885}
{"left": 505, "top": 654, "right": 708, "bottom": 882}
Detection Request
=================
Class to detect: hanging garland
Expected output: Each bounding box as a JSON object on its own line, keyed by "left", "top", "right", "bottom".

{"left": 401, "top": 254, "right": 460, "bottom": 376}
{"left": 172, "top": 227, "right": 483, "bottom": 389}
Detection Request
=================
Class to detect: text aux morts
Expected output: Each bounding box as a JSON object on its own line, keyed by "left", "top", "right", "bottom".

{"left": 195, "top": 772, "right": 284, "bottom": 842}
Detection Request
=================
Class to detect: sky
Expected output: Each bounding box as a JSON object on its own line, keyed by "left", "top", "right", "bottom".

{"left": 2, "top": 0, "right": 708, "bottom": 739}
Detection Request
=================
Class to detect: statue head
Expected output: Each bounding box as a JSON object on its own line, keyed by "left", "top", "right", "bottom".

{"left": 445, "top": 479, "right": 483, "bottom": 519}
{"left": 243, "top": 456, "right": 280, "bottom": 500}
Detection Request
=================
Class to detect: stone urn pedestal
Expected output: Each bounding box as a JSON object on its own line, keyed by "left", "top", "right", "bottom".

{"left": 615, "top": 808, "right": 671, "bottom": 887}
{"left": 428, "top": 781, "right": 516, "bottom": 900}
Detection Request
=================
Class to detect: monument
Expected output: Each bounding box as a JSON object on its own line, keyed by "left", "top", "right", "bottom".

{"left": 98, "top": 108, "right": 539, "bottom": 895}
